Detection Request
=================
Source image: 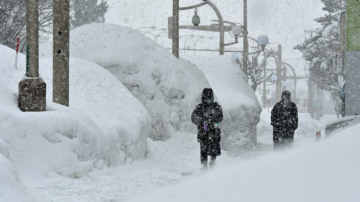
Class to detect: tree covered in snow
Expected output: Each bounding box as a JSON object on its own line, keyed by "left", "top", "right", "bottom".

{"left": 294, "top": 0, "right": 345, "bottom": 112}
{"left": 0, "top": 0, "right": 53, "bottom": 52}
{"left": 70, "top": 0, "right": 109, "bottom": 29}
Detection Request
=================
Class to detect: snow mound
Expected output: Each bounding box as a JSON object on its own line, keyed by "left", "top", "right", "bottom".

{"left": 182, "top": 55, "right": 261, "bottom": 154}
{"left": 40, "top": 23, "right": 211, "bottom": 140}
{"left": 126, "top": 122, "right": 360, "bottom": 202}
{"left": 0, "top": 44, "right": 150, "bottom": 182}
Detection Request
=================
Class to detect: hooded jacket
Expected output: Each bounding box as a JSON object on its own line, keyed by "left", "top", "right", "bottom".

{"left": 271, "top": 91, "right": 298, "bottom": 139}
{"left": 191, "top": 88, "right": 223, "bottom": 142}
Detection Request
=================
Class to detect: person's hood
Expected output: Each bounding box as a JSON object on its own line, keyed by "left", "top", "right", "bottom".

{"left": 201, "top": 88, "right": 214, "bottom": 104}
{"left": 281, "top": 90, "right": 291, "bottom": 102}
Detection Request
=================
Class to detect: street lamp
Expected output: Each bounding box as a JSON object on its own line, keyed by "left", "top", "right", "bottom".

{"left": 192, "top": 8, "right": 200, "bottom": 26}
{"left": 231, "top": 25, "right": 242, "bottom": 43}
{"left": 257, "top": 34, "right": 269, "bottom": 51}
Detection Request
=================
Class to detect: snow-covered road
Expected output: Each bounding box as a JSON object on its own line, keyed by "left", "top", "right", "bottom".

{"left": 24, "top": 112, "right": 329, "bottom": 202}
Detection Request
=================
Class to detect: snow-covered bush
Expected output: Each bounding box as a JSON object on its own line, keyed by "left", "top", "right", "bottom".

{"left": 40, "top": 23, "right": 211, "bottom": 140}
{"left": 182, "top": 55, "right": 262, "bottom": 155}
{"left": 0, "top": 45, "right": 150, "bottom": 179}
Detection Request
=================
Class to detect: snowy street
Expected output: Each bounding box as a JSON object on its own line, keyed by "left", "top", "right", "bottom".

{"left": 21, "top": 113, "right": 333, "bottom": 202}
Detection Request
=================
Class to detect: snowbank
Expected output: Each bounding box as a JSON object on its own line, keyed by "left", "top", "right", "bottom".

{"left": 126, "top": 121, "right": 360, "bottom": 202}
{"left": 0, "top": 44, "right": 150, "bottom": 184}
{"left": 0, "top": 139, "right": 43, "bottom": 201}
{"left": 40, "top": 23, "right": 211, "bottom": 140}
{"left": 182, "top": 55, "right": 261, "bottom": 154}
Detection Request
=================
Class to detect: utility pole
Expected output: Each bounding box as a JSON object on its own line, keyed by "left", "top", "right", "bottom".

{"left": 53, "top": 0, "right": 70, "bottom": 106}
{"left": 172, "top": 0, "right": 179, "bottom": 58}
{"left": 242, "top": 0, "right": 249, "bottom": 78}
{"left": 18, "top": 0, "right": 46, "bottom": 112}
{"left": 263, "top": 62, "right": 267, "bottom": 108}
{"left": 276, "top": 44, "right": 282, "bottom": 102}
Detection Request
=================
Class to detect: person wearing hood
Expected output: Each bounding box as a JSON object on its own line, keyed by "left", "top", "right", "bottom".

{"left": 191, "top": 88, "right": 223, "bottom": 170}
{"left": 271, "top": 90, "right": 298, "bottom": 150}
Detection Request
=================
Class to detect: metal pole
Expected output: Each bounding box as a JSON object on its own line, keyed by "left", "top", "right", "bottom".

{"left": 205, "top": 0, "right": 224, "bottom": 55}
{"left": 172, "top": 0, "right": 179, "bottom": 58}
{"left": 53, "top": 0, "right": 70, "bottom": 106}
{"left": 276, "top": 44, "right": 282, "bottom": 102}
{"left": 243, "top": 0, "right": 249, "bottom": 78}
{"left": 263, "top": 62, "right": 267, "bottom": 108}
{"left": 15, "top": 37, "right": 20, "bottom": 69}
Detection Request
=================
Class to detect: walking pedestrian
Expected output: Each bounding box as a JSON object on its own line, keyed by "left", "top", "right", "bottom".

{"left": 191, "top": 88, "right": 223, "bottom": 170}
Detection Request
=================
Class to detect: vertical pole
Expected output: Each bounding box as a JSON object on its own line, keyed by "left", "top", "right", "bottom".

{"left": 276, "top": 44, "right": 282, "bottom": 102}
{"left": 15, "top": 37, "right": 20, "bottom": 69}
{"left": 53, "top": 0, "right": 70, "bottom": 106}
{"left": 205, "top": 0, "right": 224, "bottom": 55}
{"left": 26, "top": 0, "right": 39, "bottom": 77}
{"left": 243, "top": 0, "right": 249, "bottom": 79}
{"left": 172, "top": 0, "right": 179, "bottom": 58}
{"left": 263, "top": 62, "right": 267, "bottom": 108}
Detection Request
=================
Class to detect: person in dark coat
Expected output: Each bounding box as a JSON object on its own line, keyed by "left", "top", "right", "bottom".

{"left": 191, "top": 88, "right": 223, "bottom": 170}
{"left": 271, "top": 90, "right": 298, "bottom": 150}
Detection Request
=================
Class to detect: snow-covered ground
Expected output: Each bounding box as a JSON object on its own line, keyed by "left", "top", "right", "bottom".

{"left": 126, "top": 119, "right": 360, "bottom": 202}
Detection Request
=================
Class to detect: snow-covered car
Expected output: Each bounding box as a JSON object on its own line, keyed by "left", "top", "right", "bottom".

{"left": 325, "top": 115, "right": 360, "bottom": 137}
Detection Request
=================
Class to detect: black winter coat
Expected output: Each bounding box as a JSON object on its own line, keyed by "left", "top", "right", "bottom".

{"left": 191, "top": 102, "right": 223, "bottom": 143}
{"left": 271, "top": 101, "right": 298, "bottom": 140}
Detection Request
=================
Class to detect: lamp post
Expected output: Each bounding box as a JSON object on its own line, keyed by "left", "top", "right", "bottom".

{"left": 243, "top": 0, "right": 249, "bottom": 76}
{"left": 171, "top": 0, "right": 226, "bottom": 57}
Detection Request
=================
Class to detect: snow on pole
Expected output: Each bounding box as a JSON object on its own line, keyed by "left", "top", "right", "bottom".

{"left": 15, "top": 37, "right": 20, "bottom": 69}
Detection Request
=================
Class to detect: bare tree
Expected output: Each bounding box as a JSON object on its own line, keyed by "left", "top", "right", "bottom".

{"left": 70, "top": 0, "right": 108, "bottom": 29}
{"left": 0, "top": 0, "right": 53, "bottom": 52}
{"left": 237, "top": 52, "right": 273, "bottom": 91}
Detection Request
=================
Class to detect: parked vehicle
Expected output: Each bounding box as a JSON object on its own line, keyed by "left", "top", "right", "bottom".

{"left": 325, "top": 115, "right": 359, "bottom": 137}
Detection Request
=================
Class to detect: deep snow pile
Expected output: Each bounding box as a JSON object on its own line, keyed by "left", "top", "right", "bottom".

{"left": 40, "top": 23, "right": 211, "bottom": 140}
{"left": 126, "top": 122, "right": 360, "bottom": 202}
{"left": 182, "top": 55, "right": 261, "bottom": 154}
{"left": 0, "top": 138, "right": 44, "bottom": 201}
{"left": 0, "top": 44, "right": 150, "bottom": 200}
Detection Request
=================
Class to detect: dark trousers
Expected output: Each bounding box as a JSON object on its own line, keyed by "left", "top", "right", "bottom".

{"left": 273, "top": 136, "right": 294, "bottom": 151}
{"left": 200, "top": 141, "right": 220, "bottom": 166}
